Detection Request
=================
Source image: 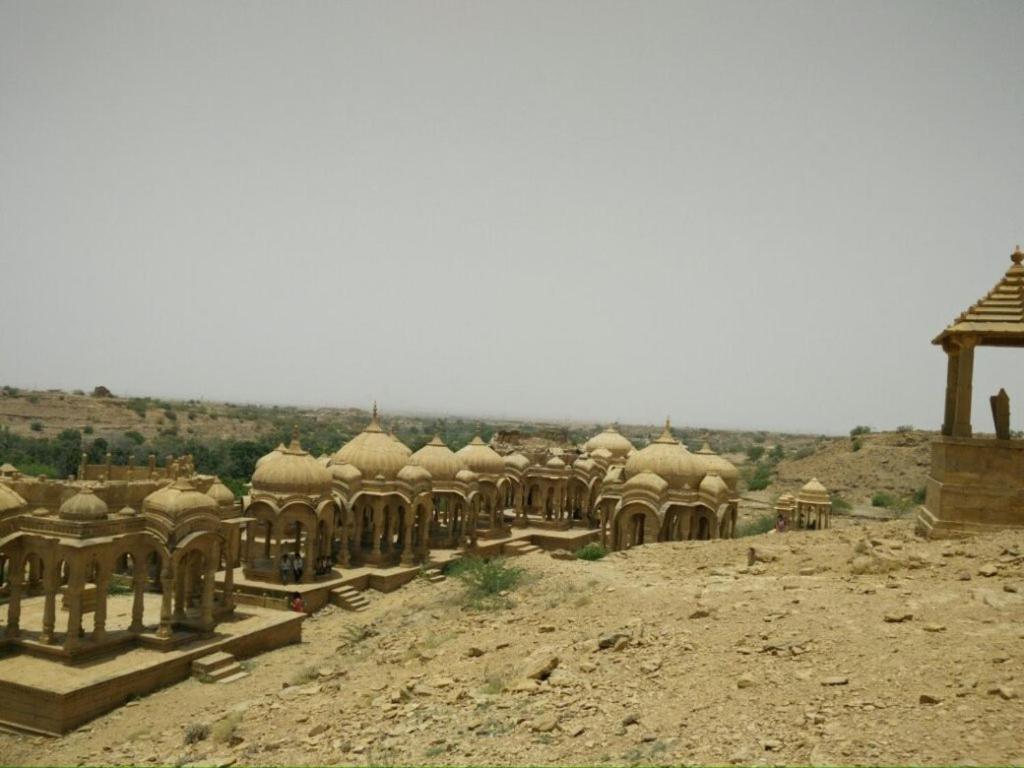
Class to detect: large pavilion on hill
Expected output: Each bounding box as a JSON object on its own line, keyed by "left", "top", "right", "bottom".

{"left": 919, "top": 245, "right": 1024, "bottom": 537}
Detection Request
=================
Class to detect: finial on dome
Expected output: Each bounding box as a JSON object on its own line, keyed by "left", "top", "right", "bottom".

{"left": 292, "top": 424, "right": 299, "bottom": 442}
{"left": 1013, "top": 245, "right": 1023, "bottom": 265}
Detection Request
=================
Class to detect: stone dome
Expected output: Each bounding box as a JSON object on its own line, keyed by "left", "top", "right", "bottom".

{"left": 59, "top": 486, "right": 109, "bottom": 521}
{"left": 397, "top": 464, "right": 432, "bottom": 484}
{"left": 545, "top": 456, "right": 566, "bottom": 469}
{"left": 694, "top": 443, "right": 740, "bottom": 488}
{"left": 206, "top": 477, "right": 235, "bottom": 506}
{"left": 699, "top": 472, "right": 729, "bottom": 497}
{"left": 0, "top": 482, "right": 27, "bottom": 516}
{"left": 330, "top": 462, "right": 363, "bottom": 484}
{"left": 456, "top": 436, "right": 505, "bottom": 475}
{"left": 624, "top": 420, "right": 702, "bottom": 491}
{"left": 589, "top": 447, "right": 614, "bottom": 462}
{"left": 143, "top": 477, "right": 219, "bottom": 520}
{"left": 256, "top": 444, "right": 286, "bottom": 468}
{"left": 331, "top": 407, "right": 410, "bottom": 480}
{"left": 252, "top": 431, "right": 332, "bottom": 495}
{"left": 409, "top": 436, "right": 466, "bottom": 481}
{"left": 390, "top": 432, "right": 413, "bottom": 458}
{"left": 776, "top": 492, "right": 797, "bottom": 510}
{"left": 503, "top": 453, "right": 531, "bottom": 471}
{"left": 797, "top": 478, "right": 830, "bottom": 504}
{"left": 585, "top": 426, "right": 634, "bottom": 460}
{"left": 624, "top": 471, "right": 668, "bottom": 494}
{"left": 455, "top": 468, "right": 478, "bottom": 484}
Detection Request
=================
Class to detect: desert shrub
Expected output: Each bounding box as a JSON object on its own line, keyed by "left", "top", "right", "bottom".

{"left": 16, "top": 462, "right": 58, "bottom": 478}
{"left": 913, "top": 486, "right": 926, "bottom": 504}
{"left": 125, "top": 398, "right": 149, "bottom": 418}
{"left": 830, "top": 493, "right": 852, "bottom": 513}
{"left": 183, "top": 722, "right": 209, "bottom": 744}
{"left": 736, "top": 514, "right": 775, "bottom": 537}
{"left": 896, "top": 424, "right": 914, "bottom": 433}
{"left": 746, "top": 445, "right": 765, "bottom": 462}
{"left": 2, "top": 386, "right": 20, "bottom": 397}
{"left": 27, "top": 395, "right": 39, "bottom": 405}
{"left": 211, "top": 712, "right": 242, "bottom": 743}
{"left": 871, "top": 491, "right": 894, "bottom": 508}
{"left": 123, "top": 430, "right": 145, "bottom": 445}
{"left": 449, "top": 556, "right": 522, "bottom": 608}
{"left": 745, "top": 462, "right": 773, "bottom": 491}
{"left": 289, "top": 664, "right": 320, "bottom": 686}
{"left": 851, "top": 438, "right": 863, "bottom": 452}
{"left": 82, "top": 425, "right": 94, "bottom": 435}
{"left": 163, "top": 408, "right": 177, "bottom": 421}
{"left": 107, "top": 581, "right": 133, "bottom": 596}
{"left": 768, "top": 444, "right": 785, "bottom": 462}
{"left": 850, "top": 425, "right": 872, "bottom": 437}
{"left": 576, "top": 543, "right": 607, "bottom": 561}
{"left": 29, "top": 421, "right": 42, "bottom": 432}
{"left": 794, "top": 446, "right": 815, "bottom": 460}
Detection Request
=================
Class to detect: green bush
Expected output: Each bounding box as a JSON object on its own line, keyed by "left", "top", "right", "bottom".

{"left": 768, "top": 444, "right": 785, "bottom": 462}
{"left": 163, "top": 409, "right": 177, "bottom": 421}
{"left": 850, "top": 425, "right": 872, "bottom": 437}
{"left": 746, "top": 445, "right": 765, "bottom": 462}
{"left": 27, "top": 395, "right": 39, "bottom": 405}
{"left": 871, "top": 491, "right": 894, "bottom": 508}
{"left": 851, "top": 438, "right": 863, "bottom": 452}
{"left": 736, "top": 514, "right": 776, "bottom": 537}
{"left": 830, "top": 493, "right": 852, "bottom": 513}
{"left": 576, "top": 543, "right": 607, "bottom": 561}
{"left": 745, "top": 462, "right": 773, "bottom": 491}
{"left": 913, "top": 486, "right": 926, "bottom": 504}
{"left": 896, "top": 424, "right": 914, "bottom": 433}
{"left": 794, "top": 446, "right": 815, "bottom": 460}
{"left": 123, "top": 430, "right": 145, "bottom": 445}
{"left": 83, "top": 425, "right": 94, "bottom": 435}
{"left": 449, "top": 556, "right": 523, "bottom": 608}
{"left": 29, "top": 421, "right": 42, "bottom": 432}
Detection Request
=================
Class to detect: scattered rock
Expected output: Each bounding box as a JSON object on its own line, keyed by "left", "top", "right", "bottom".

{"left": 612, "top": 636, "right": 629, "bottom": 652}
{"left": 622, "top": 712, "right": 640, "bottom": 726}
{"left": 821, "top": 677, "right": 849, "bottom": 686}
{"left": 466, "top": 646, "right": 486, "bottom": 657}
{"left": 919, "top": 693, "right": 942, "bottom": 705}
{"left": 538, "top": 625, "right": 556, "bottom": 634}
{"left": 958, "top": 571, "right": 973, "bottom": 581}
{"left": 640, "top": 657, "right": 663, "bottom": 674}
{"left": 923, "top": 623, "right": 946, "bottom": 633}
{"left": 884, "top": 611, "right": 913, "bottom": 623}
{"left": 747, "top": 546, "right": 778, "bottom": 565}
{"left": 988, "top": 686, "right": 1018, "bottom": 700}
{"left": 689, "top": 607, "right": 712, "bottom": 619}
{"left": 979, "top": 564, "right": 999, "bottom": 578}
{"left": 307, "top": 723, "right": 329, "bottom": 737}
{"left": 550, "top": 549, "right": 576, "bottom": 561}
{"left": 529, "top": 714, "right": 559, "bottom": 733}
{"left": 762, "top": 739, "right": 783, "bottom": 751}
{"left": 598, "top": 632, "right": 628, "bottom": 649}
{"left": 521, "top": 647, "right": 559, "bottom": 680}
{"left": 737, "top": 674, "right": 756, "bottom": 689}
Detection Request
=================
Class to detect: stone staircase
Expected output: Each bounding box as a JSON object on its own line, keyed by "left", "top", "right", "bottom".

{"left": 422, "top": 567, "right": 446, "bottom": 584}
{"left": 503, "top": 540, "right": 541, "bottom": 557}
{"left": 329, "top": 585, "right": 370, "bottom": 612}
{"left": 191, "top": 651, "right": 248, "bottom": 684}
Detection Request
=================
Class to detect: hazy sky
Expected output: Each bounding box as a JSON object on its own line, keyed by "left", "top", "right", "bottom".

{"left": 1, "top": 1, "right": 1022, "bottom": 434}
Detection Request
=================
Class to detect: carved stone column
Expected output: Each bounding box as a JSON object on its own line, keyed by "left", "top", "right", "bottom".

{"left": 953, "top": 336, "right": 978, "bottom": 438}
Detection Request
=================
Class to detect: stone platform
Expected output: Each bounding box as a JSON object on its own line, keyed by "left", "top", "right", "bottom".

{"left": 0, "top": 593, "right": 302, "bottom": 735}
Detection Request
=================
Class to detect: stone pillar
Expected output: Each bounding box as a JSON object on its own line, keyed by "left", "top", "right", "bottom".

{"left": 953, "top": 337, "right": 977, "bottom": 438}
{"left": 200, "top": 560, "right": 216, "bottom": 631}
{"left": 130, "top": 568, "right": 146, "bottom": 632}
{"left": 158, "top": 568, "right": 173, "bottom": 637}
{"left": 93, "top": 573, "right": 109, "bottom": 642}
{"left": 5, "top": 555, "right": 23, "bottom": 638}
{"left": 63, "top": 571, "right": 84, "bottom": 651}
{"left": 942, "top": 345, "right": 960, "bottom": 436}
{"left": 401, "top": 509, "right": 416, "bottom": 566}
{"left": 40, "top": 565, "right": 58, "bottom": 643}
{"left": 173, "top": 565, "right": 186, "bottom": 621}
{"left": 371, "top": 499, "right": 383, "bottom": 557}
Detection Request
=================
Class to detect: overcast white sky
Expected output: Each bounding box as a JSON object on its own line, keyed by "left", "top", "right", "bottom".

{"left": 1, "top": 1, "right": 1022, "bottom": 434}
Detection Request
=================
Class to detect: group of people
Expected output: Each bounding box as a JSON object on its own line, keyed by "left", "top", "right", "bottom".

{"left": 279, "top": 552, "right": 337, "bottom": 584}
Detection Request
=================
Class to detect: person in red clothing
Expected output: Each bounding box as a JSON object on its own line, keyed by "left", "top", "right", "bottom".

{"left": 289, "top": 591, "right": 305, "bottom": 613}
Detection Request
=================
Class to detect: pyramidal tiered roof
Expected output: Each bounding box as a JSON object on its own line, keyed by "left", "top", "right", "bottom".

{"left": 934, "top": 246, "right": 1024, "bottom": 346}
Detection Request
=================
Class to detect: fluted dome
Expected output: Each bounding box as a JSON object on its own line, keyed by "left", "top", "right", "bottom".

{"left": 695, "top": 443, "right": 740, "bottom": 488}
{"left": 330, "top": 462, "right": 363, "bottom": 484}
{"left": 624, "top": 470, "right": 668, "bottom": 494}
{"left": 206, "top": 477, "right": 235, "bottom": 506}
{"left": 0, "top": 482, "right": 27, "bottom": 516}
{"left": 390, "top": 432, "right": 413, "bottom": 457}
{"left": 797, "top": 478, "right": 829, "bottom": 503}
{"left": 624, "top": 420, "right": 702, "bottom": 490}
{"left": 503, "top": 452, "right": 531, "bottom": 471}
{"left": 589, "top": 447, "right": 613, "bottom": 462}
{"left": 256, "top": 444, "right": 286, "bottom": 468}
{"left": 409, "top": 436, "right": 466, "bottom": 481}
{"left": 456, "top": 436, "right": 505, "bottom": 475}
{"left": 545, "top": 456, "right": 566, "bottom": 469}
{"left": 59, "top": 486, "right": 109, "bottom": 521}
{"left": 143, "top": 477, "right": 219, "bottom": 520}
{"left": 455, "top": 468, "right": 478, "bottom": 483}
{"left": 331, "top": 408, "right": 410, "bottom": 480}
{"left": 252, "top": 431, "right": 332, "bottom": 495}
{"left": 699, "top": 472, "right": 729, "bottom": 497}
{"left": 397, "top": 464, "right": 432, "bottom": 484}
{"left": 776, "top": 492, "right": 797, "bottom": 511}
{"left": 585, "top": 426, "right": 634, "bottom": 460}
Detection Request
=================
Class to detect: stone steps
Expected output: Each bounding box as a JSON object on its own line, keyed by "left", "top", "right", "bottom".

{"left": 191, "top": 651, "right": 247, "bottom": 683}
{"left": 330, "top": 585, "right": 370, "bottom": 612}
{"left": 422, "top": 568, "right": 446, "bottom": 584}
{"left": 503, "top": 541, "right": 541, "bottom": 557}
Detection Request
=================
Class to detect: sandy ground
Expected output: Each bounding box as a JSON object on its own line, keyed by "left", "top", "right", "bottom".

{"left": 2, "top": 518, "right": 1022, "bottom": 766}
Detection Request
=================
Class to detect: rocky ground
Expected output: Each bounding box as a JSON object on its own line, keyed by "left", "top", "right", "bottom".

{"left": 2, "top": 518, "right": 1023, "bottom": 766}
